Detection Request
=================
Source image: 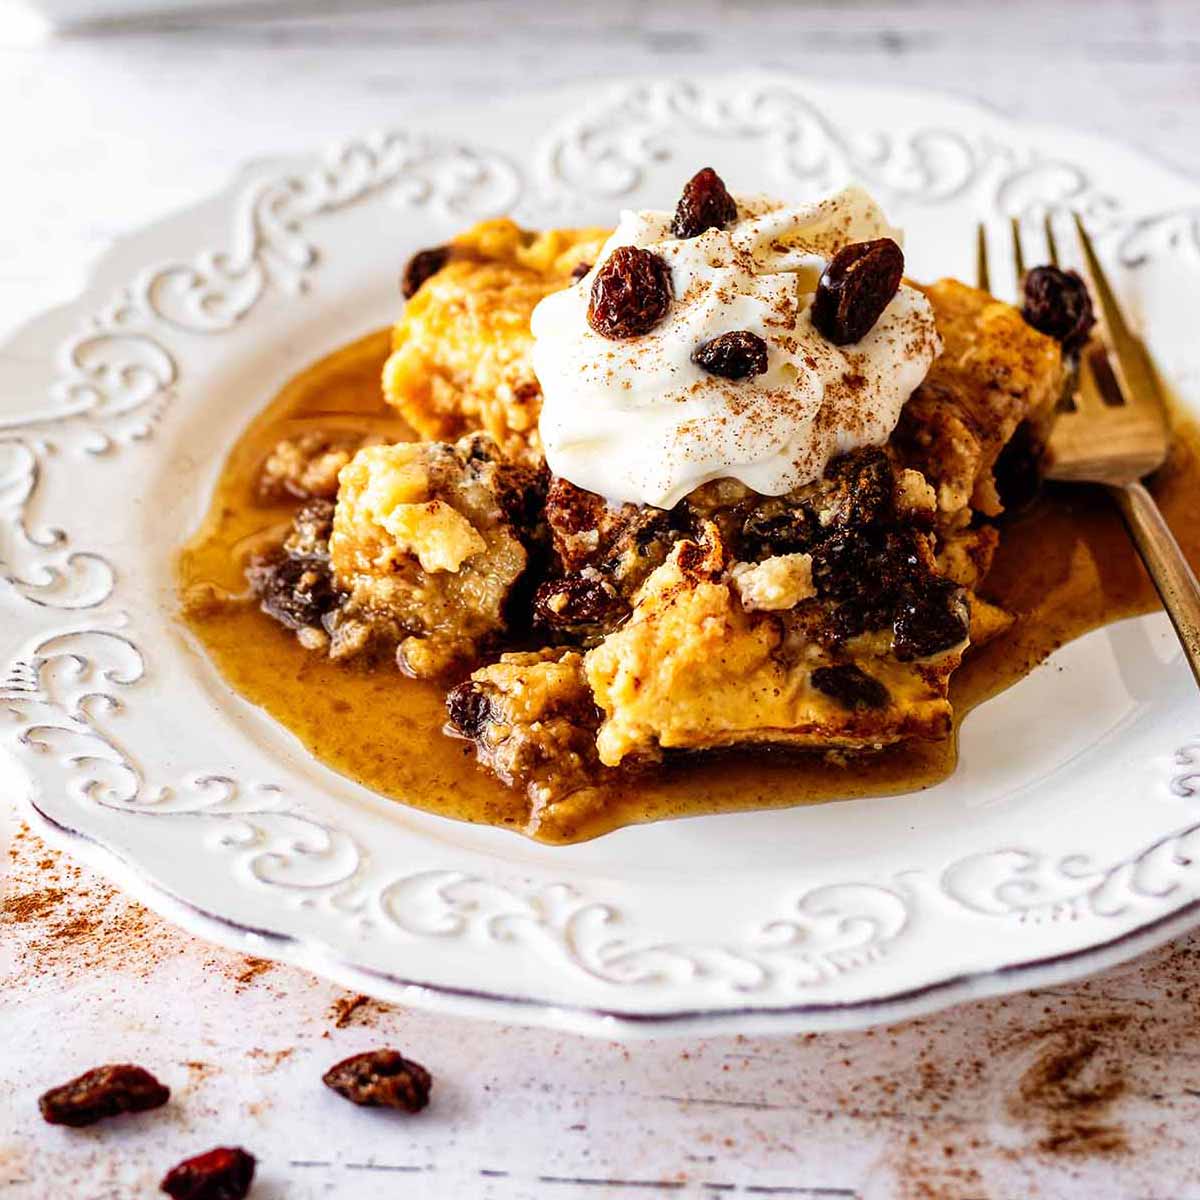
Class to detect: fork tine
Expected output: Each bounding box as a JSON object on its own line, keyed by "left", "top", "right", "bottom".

{"left": 1009, "top": 216, "right": 1026, "bottom": 282}
{"left": 1071, "top": 212, "right": 1162, "bottom": 410}
{"left": 975, "top": 223, "right": 990, "bottom": 292}
{"left": 1044, "top": 213, "right": 1060, "bottom": 267}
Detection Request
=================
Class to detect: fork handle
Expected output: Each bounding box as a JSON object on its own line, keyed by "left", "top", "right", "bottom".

{"left": 1108, "top": 480, "right": 1200, "bottom": 688}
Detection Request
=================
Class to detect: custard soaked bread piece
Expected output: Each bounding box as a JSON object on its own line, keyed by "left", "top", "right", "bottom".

{"left": 329, "top": 433, "right": 544, "bottom": 677}
{"left": 257, "top": 430, "right": 385, "bottom": 503}
{"left": 450, "top": 449, "right": 972, "bottom": 789}
{"left": 384, "top": 219, "right": 609, "bottom": 463}
{"left": 585, "top": 451, "right": 971, "bottom": 766}
{"left": 584, "top": 527, "right": 962, "bottom": 766}
{"left": 532, "top": 476, "right": 680, "bottom": 644}
{"left": 895, "top": 279, "right": 1064, "bottom": 531}
{"left": 445, "top": 649, "right": 607, "bottom": 837}
{"left": 249, "top": 433, "right": 545, "bottom": 678}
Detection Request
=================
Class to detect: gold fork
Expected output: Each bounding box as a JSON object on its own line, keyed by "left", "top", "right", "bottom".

{"left": 976, "top": 214, "right": 1200, "bottom": 687}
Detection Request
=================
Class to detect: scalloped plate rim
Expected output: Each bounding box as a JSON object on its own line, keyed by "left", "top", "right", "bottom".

{"left": 21, "top": 790, "right": 1200, "bottom": 1039}
{"left": 4, "top": 72, "right": 1200, "bottom": 1037}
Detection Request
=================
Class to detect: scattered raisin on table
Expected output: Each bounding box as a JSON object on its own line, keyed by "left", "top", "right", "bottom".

{"left": 692, "top": 330, "right": 769, "bottom": 380}
{"left": 671, "top": 167, "right": 738, "bottom": 239}
{"left": 445, "top": 681, "right": 492, "bottom": 739}
{"left": 160, "top": 1146, "right": 256, "bottom": 1200}
{"left": 587, "top": 246, "right": 672, "bottom": 339}
{"left": 1021, "top": 264, "right": 1095, "bottom": 353}
{"left": 322, "top": 1049, "right": 432, "bottom": 1112}
{"left": 811, "top": 238, "right": 904, "bottom": 346}
{"left": 570, "top": 260, "right": 592, "bottom": 281}
{"left": 810, "top": 664, "right": 890, "bottom": 710}
{"left": 401, "top": 245, "right": 451, "bottom": 299}
{"left": 38, "top": 1064, "right": 169, "bottom": 1128}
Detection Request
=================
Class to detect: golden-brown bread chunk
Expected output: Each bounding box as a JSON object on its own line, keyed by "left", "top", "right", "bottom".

{"left": 329, "top": 433, "right": 538, "bottom": 677}
{"left": 448, "top": 447, "right": 976, "bottom": 789}
{"left": 445, "top": 649, "right": 606, "bottom": 835}
{"left": 583, "top": 523, "right": 962, "bottom": 766}
{"left": 896, "top": 279, "right": 1063, "bottom": 530}
{"left": 275, "top": 224, "right": 1069, "bottom": 807}
{"left": 257, "top": 430, "right": 384, "bottom": 503}
{"left": 383, "top": 219, "right": 609, "bottom": 463}
{"left": 936, "top": 525, "right": 1014, "bottom": 646}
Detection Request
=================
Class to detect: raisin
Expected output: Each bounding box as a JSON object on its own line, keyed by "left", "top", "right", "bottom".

{"left": 401, "top": 245, "right": 450, "bottom": 299}
{"left": 811, "top": 238, "right": 904, "bottom": 346}
{"left": 445, "top": 682, "right": 492, "bottom": 739}
{"left": 285, "top": 498, "right": 335, "bottom": 557}
{"left": 821, "top": 448, "right": 895, "bottom": 530}
{"left": 533, "top": 574, "right": 627, "bottom": 631}
{"left": 493, "top": 460, "right": 550, "bottom": 539}
{"left": 570, "top": 260, "right": 592, "bottom": 281}
{"left": 692, "top": 330, "right": 769, "bottom": 380}
{"left": 587, "top": 246, "right": 672, "bottom": 339}
{"left": 1021, "top": 265, "right": 1095, "bottom": 353}
{"left": 247, "top": 552, "right": 341, "bottom": 630}
{"left": 322, "top": 1049, "right": 432, "bottom": 1112}
{"left": 671, "top": 167, "right": 738, "bottom": 239}
{"left": 810, "top": 664, "right": 890, "bottom": 710}
{"left": 811, "top": 528, "right": 917, "bottom": 603}
{"left": 992, "top": 420, "right": 1044, "bottom": 515}
{"left": 893, "top": 578, "right": 969, "bottom": 661}
{"left": 823, "top": 598, "right": 892, "bottom": 643}
{"left": 740, "top": 500, "right": 814, "bottom": 557}
{"left": 160, "top": 1147, "right": 256, "bottom": 1200}
{"left": 39, "top": 1064, "right": 169, "bottom": 1127}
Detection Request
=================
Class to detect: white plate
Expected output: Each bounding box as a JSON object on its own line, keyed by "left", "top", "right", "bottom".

{"left": 4, "top": 73, "right": 1200, "bottom": 1038}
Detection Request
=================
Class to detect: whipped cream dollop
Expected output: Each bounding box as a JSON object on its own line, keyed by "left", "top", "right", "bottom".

{"left": 531, "top": 185, "right": 941, "bottom": 509}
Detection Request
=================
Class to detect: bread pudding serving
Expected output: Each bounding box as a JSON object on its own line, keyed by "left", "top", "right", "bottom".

{"left": 179, "top": 167, "right": 1130, "bottom": 843}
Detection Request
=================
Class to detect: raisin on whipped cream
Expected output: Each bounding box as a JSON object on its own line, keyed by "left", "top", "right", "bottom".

{"left": 691, "top": 330, "right": 769, "bottom": 380}
{"left": 532, "top": 184, "right": 940, "bottom": 509}
{"left": 811, "top": 238, "right": 905, "bottom": 346}
{"left": 672, "top": 167, "right": 738, "bottom": 239}
{"left": 586, "top": 245, "right": 672, "bottom": 339}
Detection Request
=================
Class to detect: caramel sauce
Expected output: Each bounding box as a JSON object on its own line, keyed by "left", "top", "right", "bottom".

{"left": 177, "top": 329, "right": 1200, "bottom": 843}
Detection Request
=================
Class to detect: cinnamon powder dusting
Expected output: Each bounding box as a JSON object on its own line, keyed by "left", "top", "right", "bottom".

{"left": 327, "top": 991, "right": 394, "bottom": 1028}
{"left": 1, "top": 822, "right": 276, "bottom": 993}
{"left": 1006, "top": 1018, "right": 1129, "bottom": 1156}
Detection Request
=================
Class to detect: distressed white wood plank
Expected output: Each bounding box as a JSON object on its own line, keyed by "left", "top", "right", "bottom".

{"left": 5, "top": 818, "right": 1200, "bottom": 1199}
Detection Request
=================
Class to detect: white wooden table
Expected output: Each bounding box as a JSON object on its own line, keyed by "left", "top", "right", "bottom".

{"left": 4, "top": 3, "right": 1200, "bottom": 1197}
